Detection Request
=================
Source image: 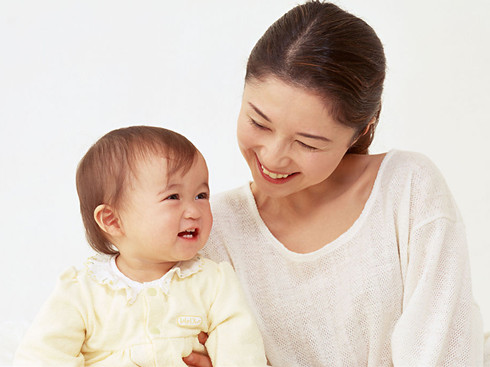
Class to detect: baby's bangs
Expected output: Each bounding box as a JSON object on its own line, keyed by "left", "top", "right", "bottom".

{"left": 129, "top": 131, "right": 198, "bottom": 178}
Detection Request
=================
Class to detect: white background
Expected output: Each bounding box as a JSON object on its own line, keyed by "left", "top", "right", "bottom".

{"left": 1, "top": 0, "right": 489, "bottom": 363}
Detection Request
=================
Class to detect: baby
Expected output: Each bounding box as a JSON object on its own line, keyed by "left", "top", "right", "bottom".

{"left": 14, "top": 126, "right": 267, "bottom": 366}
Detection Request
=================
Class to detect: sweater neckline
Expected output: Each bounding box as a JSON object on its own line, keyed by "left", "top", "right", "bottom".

{"left": 242, "top": 150, "right": 397, "bottom": 260}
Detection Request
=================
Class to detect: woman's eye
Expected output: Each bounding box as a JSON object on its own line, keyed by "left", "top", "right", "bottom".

{"left": 297, "top": 141, "right": 319, "bottom": 151}
{"left": 249, "top": 118, "right": 269, "bottom": 130}
{"left": 196, "top": 192, "right": 209, "bottom": 200}
{"left": 166, "top": 194, "right": 179, "bottom": 200}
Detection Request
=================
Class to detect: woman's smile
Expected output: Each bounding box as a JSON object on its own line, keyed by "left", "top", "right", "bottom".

{"left": 255, "top": 154, "right": 298, "bottom": 184}
{"left": 237, "top": 77, "right": 356, "bottom": 198}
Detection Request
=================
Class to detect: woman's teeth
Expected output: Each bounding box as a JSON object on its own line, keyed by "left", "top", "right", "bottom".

{"left": 261, "top": 165, "right": 290, "bottom": 179}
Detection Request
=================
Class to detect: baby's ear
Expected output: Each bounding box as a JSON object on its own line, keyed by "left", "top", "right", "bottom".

{"left": 94, "top": 204, "right": 122, "bottom": 237}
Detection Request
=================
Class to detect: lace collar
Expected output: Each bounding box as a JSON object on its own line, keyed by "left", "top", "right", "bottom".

{"left": 86, "top": 254, "right": 203, "bottom": 304}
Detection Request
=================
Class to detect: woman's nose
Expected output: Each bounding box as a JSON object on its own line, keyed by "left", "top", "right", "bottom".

{"left": 261, "top": 138, "right": 291, "bottom": 168}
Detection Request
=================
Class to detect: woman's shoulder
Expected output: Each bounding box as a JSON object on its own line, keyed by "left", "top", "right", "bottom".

{"left": 377, "top": 150, "right": 447, "bottom": 185}
{"left": 384, "top": 149, "right": 438, "bottom": 167}
{"left": 375, "top": 150, "right": 460, "bottom": 220}
{"left": 358, "top": 149, "right": 437, "bottom": 171}
{"left": 341, "top": 149, "right": 436, "bottom": 186}
{"left": 343, "top": 149, "right": 453, "bottom": 206}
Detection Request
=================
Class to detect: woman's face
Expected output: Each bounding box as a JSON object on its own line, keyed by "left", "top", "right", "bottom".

{"left": 237, "top": 77, "right": 357, "bottom": 199}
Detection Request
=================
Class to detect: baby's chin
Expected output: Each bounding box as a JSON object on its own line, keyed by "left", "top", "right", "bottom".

{"left": 177, "top": 244, "right": 207, "bottom": 262}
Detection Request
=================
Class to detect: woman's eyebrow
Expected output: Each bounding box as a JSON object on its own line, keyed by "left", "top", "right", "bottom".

{"left": 248, "top": 102, "right": 271, "bottom": 122}
{"left": 249, "top": 102, "right": 331, "bottom": 143}
{"left": 297, "top": 132, "right": 332, "bottom": 143}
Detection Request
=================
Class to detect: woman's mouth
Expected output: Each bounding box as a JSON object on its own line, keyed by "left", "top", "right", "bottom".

{"left": 256, "top": 156, "right": 297, "bottom": 183}
{"left": 261, "top": 165, "right": 291, "bottom": 179}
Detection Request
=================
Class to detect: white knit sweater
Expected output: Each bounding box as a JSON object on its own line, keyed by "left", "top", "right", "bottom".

{"left": 202, "top": 150, "right": 486, "bottom": 367}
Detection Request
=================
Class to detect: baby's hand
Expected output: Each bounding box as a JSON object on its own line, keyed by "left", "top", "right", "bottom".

{"left": 182, "top": 332, "right": 212, "bottom": 367}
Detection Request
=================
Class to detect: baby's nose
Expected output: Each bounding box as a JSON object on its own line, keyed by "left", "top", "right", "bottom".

{"left": 183, "top": 201, "right": 201, "bottom": 219}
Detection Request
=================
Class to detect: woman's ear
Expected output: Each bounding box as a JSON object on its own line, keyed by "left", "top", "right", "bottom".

{"left": 359, "top": 122, "right": 373, "bottom": 137}
{"left": 94, "top": 204, "right": 123, "bottom": 237}
{"left": 351, "top": 119, "right": 375, "bottom": 147}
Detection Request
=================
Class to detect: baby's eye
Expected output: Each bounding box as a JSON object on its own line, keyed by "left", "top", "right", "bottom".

{"left": 165, "top": 194, "right": 180, "bottom": 200}
{"left": 196, "top": 192, "right": 209, "bottom": 200}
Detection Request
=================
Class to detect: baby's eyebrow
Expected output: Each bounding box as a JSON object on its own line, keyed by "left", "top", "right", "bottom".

{"left": 199, "top": 182, "right": 210, "bottom": 192}
{"left": 158, "top": 183, "right": 180, "bottom": 196}
{"left": 166, "top": 183, "right": 181, "bottom": 190}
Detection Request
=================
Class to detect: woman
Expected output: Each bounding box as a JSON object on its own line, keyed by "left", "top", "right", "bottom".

{"left": 184, "top": 1, "right": 485, "bottom": 366}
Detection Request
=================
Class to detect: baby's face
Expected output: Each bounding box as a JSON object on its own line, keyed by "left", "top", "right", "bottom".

{"left": 115, "top": 152, "right": 212, "bottom": 266}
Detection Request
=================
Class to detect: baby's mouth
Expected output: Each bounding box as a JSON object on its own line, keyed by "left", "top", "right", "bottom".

{"left": 178, "top": 228, "right": 199, "bottom": 239}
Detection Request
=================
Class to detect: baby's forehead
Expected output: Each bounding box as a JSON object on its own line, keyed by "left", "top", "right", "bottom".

{"left": 131, "top": 149, "right": 204, "bottom": 178}
{"left": 131, "top": 151, "right": 169, "bottom": 171}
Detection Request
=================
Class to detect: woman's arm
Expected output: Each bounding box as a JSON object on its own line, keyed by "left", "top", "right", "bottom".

{"left": 385, "top": 152, "right": 485, "bottom": 365}
{"left": 391, "top": 216, "right": 484, "bottom": 365}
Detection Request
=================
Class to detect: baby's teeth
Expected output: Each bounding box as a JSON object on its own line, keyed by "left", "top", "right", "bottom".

{"left": 180, "top": 229, "right": 196, "bottom": 238}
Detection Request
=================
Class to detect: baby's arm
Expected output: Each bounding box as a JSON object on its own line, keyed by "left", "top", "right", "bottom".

{"left": 205, "top": 261, "right": 267, "bottom": 367}
{"left": 14, "top": 267, "right": 86, "bottom": 367}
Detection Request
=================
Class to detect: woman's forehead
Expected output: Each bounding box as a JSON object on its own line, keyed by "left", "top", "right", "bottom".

{"left": 243, "top": 78, "right": 333, "bottom": 121}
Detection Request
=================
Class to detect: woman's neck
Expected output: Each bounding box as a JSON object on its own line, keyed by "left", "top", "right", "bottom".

{"left": 249, "top": 153, "right": 386, "bottom": 253}
{"left": 251, "top": 154, "right": 362, "bottom": 215}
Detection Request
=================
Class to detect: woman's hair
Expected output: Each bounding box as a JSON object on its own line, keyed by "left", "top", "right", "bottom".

{"left": 246, "top": 1, "right": 386, "bottom": 154}
{"left": 76, "top": 126, "right": 198, "bottom": 254}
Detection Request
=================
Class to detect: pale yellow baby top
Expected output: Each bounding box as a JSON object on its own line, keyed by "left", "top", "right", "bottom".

{"left": 14, "top": 255, "right": 267, "bottom": 366}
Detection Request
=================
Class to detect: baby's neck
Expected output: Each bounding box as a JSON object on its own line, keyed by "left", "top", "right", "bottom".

{"left": 115, "top": 255, "right": 177, "bottom": 283}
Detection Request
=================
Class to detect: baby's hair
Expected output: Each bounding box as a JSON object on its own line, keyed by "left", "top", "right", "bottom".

{"left": 76, "top": 126, "right": 198, "bottom": 254}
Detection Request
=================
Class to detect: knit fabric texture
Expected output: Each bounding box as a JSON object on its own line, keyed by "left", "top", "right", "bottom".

{"left": 202, "top": 150, "right": 486, "bottom": 367}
